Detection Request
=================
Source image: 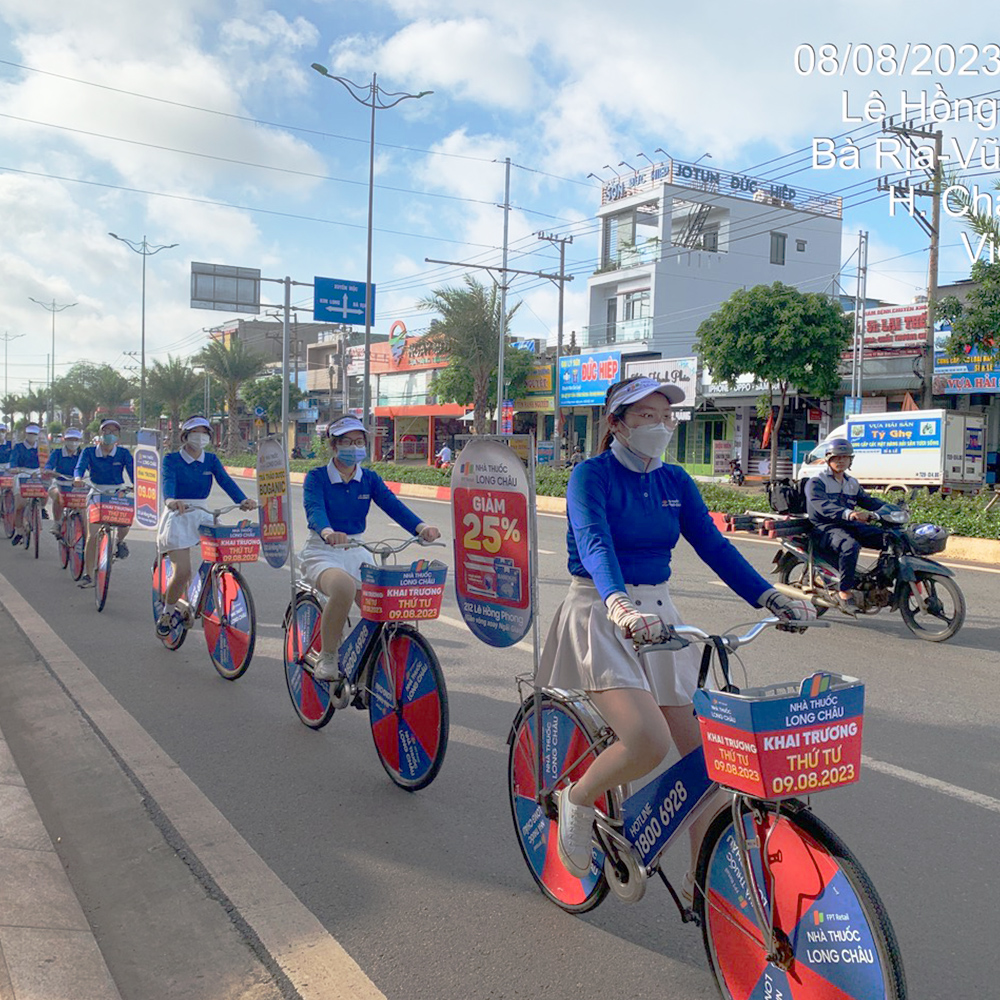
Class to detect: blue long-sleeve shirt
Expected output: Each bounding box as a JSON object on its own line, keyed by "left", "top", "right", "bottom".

{"left": 805, "top": 469, "right": 882, "bottom": 526}
{"left": 303, "top": 464, "right": 422, "bottom": 537}
{"left": 10, "top": 443, "right": 39, "bottom": 470}
{"left": 46, "top": 448, "right": 81, "bottom": 478}
{"left": 566, "top": 450, "right": 770, "bottom": 606}
{"left": 162, "top": 450, "right": 246, "bottom": 502}
{"left": 0, "top": 442, "right": 12, "bottom": 465}
{"left": 74, "top": 445, "right": 133, "bottom": 487}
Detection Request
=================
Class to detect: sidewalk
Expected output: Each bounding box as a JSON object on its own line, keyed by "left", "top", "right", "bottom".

{"left": 0, "top": 720, "right": 122, "bottom": 1000}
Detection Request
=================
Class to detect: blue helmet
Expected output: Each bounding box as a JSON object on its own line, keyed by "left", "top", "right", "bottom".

{"left": 824, "top": 437, "right": 854, "bottom": 458}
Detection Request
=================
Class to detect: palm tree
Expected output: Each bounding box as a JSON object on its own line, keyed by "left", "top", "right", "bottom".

{"left": 20, "top": 388, "right": 50, "bottom": 425}
{"left": 89, "top": 365, "right": 136, "bottom": 423}
{"left": 419, "top": 275, "right": 521, "bottom": 435}
{"left": 2, "top": 394, "right": 21, "bottom": 425}
{"left": 195, "top": 338, "right": 270, "bottom": 450}
{"left": 146, "top": 355, "right": 203, "bottom": 448}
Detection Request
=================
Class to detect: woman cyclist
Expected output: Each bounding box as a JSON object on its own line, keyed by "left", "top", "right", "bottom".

{"left": 299, "top": 414, "right": 441, "bottom": 681}
{"left": 155, "top": 416, "right": 257, "bottom": 636}
{"left": 537, "top": 376, "right": 813, "bottom": 888}
{"left": 10, "top": 423, "right": 42, "bottom": 546}
{"left": 0, "top": 424, "right": 11, "bottom": 467}
{"left": 46, "top": 427, "right": 84, "bottom": 530}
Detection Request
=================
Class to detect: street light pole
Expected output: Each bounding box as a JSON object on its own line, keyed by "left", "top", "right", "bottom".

{"left": 1, "top": 332, "right": 25, "bottom": 425}
{"left": 311, "top": 63, "right": 432, "bottom": 430}
{"left": 108, "top": 233, "right": 179, "bottom": 427}
{"left": 28, "top": 297, "right": 76, "bottom": 425}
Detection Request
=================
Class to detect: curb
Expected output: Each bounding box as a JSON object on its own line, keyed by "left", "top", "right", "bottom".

{"left": 225, "top": 466, "right": 999, "bottom": 567}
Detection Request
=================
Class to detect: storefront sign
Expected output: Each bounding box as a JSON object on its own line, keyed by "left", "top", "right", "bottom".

{"left": 134, "top": 428, "right": 160, "bottom": 530}
{"left": 846, "top": 304, "right": 928, "bottom": 358}
{"left": 512, "top": 396, "right": 553, "bottom": 412}
{"left": 256, "top": 438, "right": 289, "bottom": 568}
{"left": 451, "top": 438, "right": 532, "bottom": 647}
{"left": 625, "top": 357, "right": 697, "bottom": 409}
{"left": 559, "top": 350, "right": 621, "bottom": 406}
{"left": 849, "top": 416, "right": 941, "bottom": 451}
{"left": 933, "top": 321, "right": 1000, "bottom": 392}
{"left": 712, "top": 441, "right": 733, "bottom": 476}
{"left": 524, "top": 363, "right": 554, "bottom": 394}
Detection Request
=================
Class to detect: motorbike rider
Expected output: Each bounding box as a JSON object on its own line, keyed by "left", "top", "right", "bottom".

{"left": 804, "top": 437, "right": 886, "bottom": 613}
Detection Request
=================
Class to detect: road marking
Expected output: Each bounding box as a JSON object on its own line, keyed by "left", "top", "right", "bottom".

{"left": 449, "top": 725, "right": 508, "bottom": 755}
{"left": 0, "top": 572, "right": 386, "bottom": 1000}
{"left": 861, "top": 755, "right": 1000, "bottom": 813}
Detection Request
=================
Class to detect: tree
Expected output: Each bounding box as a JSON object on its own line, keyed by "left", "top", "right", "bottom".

{"left": 146, "top": 355, "right": 204, "bottom": 449}
{"left": 53, "top": 364, "right": 99, "bottom": 427}
{"left": 88, "top": 365, "right": 136, "bottom": 422}
{"left": 419, "top": 275, "right": 522, "bottom": 435}
{"left": 195, "top": 338, "right": 270, "bottom": 450}
{"left": 241, "top": 374, "right": 305, "bottom": 431}
{"left": 696, "top": 282, "right": 852, "bottom": 481}
{"left": 19, "top": 388, "right": 50, "bottom": 424}
{"left": 937, "top": 260, "right": 1000, "bottom": 357}
{"left": 431, "top": 343, "right": 535, "bottom": 418}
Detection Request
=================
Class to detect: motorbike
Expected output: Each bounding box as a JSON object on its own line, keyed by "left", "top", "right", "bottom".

{"left": 728, "top": 460, "right": 745, "bottom": 486}
{"left": 769, "top": 505, "right": 966, "bottom": 642}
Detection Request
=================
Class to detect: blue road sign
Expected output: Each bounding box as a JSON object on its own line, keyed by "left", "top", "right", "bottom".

{"left": 254, "top": 406, "right": 266, "bottom": 418}
{"left": 314, "top": 276, "right": 376, "bottom": 324}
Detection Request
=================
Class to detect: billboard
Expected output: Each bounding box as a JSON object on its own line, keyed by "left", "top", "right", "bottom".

{"left": 559, "top": 350, "right": 621, "bottom": 406}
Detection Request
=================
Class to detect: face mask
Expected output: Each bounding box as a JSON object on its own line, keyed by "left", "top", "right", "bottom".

{"left": 25, "top": 435, "right": 38, "bottom": 447}
{"left": 336, "top": 444, "right": 366, "bottom": 466}
{"left": 187, "top": 433, "right": 211, "bottom": 450}
{"left": 63, "top": 440, "right": 79, "bottom": 453}
{"left": 624, "top": 422, "right": 674, "bottom": 459}
{"left": 102, "top": 433, "right": 119, "bottom": 446}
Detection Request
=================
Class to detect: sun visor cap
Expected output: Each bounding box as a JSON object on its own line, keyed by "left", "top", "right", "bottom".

{"left": 63, "top": 428, "right": 83, "bottom": 439}
{"left": 25, "top": 423, "right": 41, "bottom": 434}
{"left": 605, "top": 377, "right": 685, "bottom": 413}
{"left": 99, "top": 419, "right": 121, "bottom": 431}
{"left": 181, "top": 416, "right": 211, "bottom": 434}
{"left": 328, "top": 415, "right": 367, "bottom": 438}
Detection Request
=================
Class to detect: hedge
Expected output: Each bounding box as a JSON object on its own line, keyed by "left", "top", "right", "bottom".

{"left": 217, "top": 452, "right": 999, "bottom": 539}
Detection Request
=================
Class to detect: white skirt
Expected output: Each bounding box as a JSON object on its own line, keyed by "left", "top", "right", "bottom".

{"left": 536, "top": 577, "right": 701, "bottom": 706}
{"left": 157, "top": 507, "right": 214, "bottom": 553}
{"left": 297, "top": 532, "right": 373, "bottom": 589}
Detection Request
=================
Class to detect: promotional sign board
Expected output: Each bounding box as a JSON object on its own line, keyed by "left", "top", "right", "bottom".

{"left": 256, "top": 438, "right": 290, "bottom": 568}
{"left": 559, "top": 351, "right": 621, "bottom": 406}
{"left": 624, "top": 356, "right": 698, "bottom": 409}
{"left": 451, "top": 438, "right": 533, "bottom": 647}
{"left": 37, "top": 438, "right": 50, "bottom": 469}
{"left": 134, "top": 428, "right": 160, "bottom": 530}
{"left": 933, "top": 321, "right": 1000, "bottom": 392}
{"left": 712, "top": 440, "right": 733, "bottom": 476}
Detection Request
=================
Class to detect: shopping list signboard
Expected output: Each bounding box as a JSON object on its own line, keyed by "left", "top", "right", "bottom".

{"left": 134, "top": 428, "right": 160, "bottom": 529}
{"left": 451, "top": 438, "right": 532, "bottom": 647}
{"left": 256, "top": 438, "right": 289, "bottom": 568}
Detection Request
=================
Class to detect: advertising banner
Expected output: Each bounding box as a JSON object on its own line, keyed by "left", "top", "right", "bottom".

{"left": 559, "top": 350, "right": 621, "bottom": 406}
{"left": 256, "top": 438, "right": 290, "bottom": 568}
{"left": 134, "top": 428, "right": 160, "bottom": 530}
{"left": 450, "top": 438, "right": 532, "bottom": 647}
{"left": 849, "top": 416, "right": 941, "bottom": 452}
{"left": 625, "top": 356, "right": 698, "bottom": 409}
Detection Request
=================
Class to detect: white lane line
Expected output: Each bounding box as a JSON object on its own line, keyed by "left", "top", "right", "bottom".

{"left": 0, "top": 572, "right": 386, "bottom": 1000}
{"left": 861, "top": 755, "right": 1000, "bottom": 813}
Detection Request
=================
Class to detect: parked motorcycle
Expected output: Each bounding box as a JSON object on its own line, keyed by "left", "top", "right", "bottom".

{"left": 728, "top": 459, "right": 745, "bottom": 486}
{"left": 769, "top": 506, "right": 966, "bottom": 642}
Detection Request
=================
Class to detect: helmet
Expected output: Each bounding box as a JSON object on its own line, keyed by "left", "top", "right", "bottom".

{"left": 823, "top": 437, "right": 854, "bottom": 458}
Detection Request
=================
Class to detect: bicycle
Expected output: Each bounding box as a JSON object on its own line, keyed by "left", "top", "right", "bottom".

{"left": 283, "top": 536, "right": 450, "bottom": 791}
{"left": 85, "top": 485, "right": 135, "bottom": 612}
{"left": 9, "top": 468, "right": 48, "bottom": 559}
{"left": 150, "top": 503, "right": 260, "bottom": 681}
{"left": 507, "top": 618, "right": 906, "bottom": 1000}
{"left": 0, "top": 469, "right": 16, "bottom": 538}
{"left": 51, "top": 474, "right": 90, "bottom": 579}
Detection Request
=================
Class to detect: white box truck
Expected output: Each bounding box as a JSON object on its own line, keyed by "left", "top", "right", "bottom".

{"left": 797, "top": 409, "right": 986, "bottom": 494}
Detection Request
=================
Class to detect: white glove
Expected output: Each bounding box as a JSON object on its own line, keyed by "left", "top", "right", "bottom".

{"left": 605, "top": 592, "right": 666, "bottom": 644}
{"left": 760, "top": 588, "right": 818, "bottom": 628}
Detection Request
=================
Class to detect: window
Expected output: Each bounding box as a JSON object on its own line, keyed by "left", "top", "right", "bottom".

{"left": 796, "top": 238, "right": 807, "bottom": 252}
{"left": 702, "top": 227, "right": 719, "bottom": 252}
{"left": 622, "top": 289, "right": 649, "bottom": 321}
{"left": 605, "top": 298, "right": 617, "bottom": 344}
{"left": 770, "top": 232, "right": 787, "bottom": 266}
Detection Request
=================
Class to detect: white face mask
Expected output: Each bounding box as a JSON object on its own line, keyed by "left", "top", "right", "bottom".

{"left": 624, "top": 422, "right": 674, "bottom": 459}
{"left": 63, "top": 440, "right": 79, "bottom": 452}
{"left": 25, "top": 435, "right": 38, "bottom": 447}
{"left": 187, "top": 433, "right": 211, "bottom": 450}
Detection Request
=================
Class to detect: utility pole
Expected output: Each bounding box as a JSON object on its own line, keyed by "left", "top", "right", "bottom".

{"left": 537, "top": 233, "right": 574, "bottom": 461}
{"left": 1, "top": 332, "right": 25, "bottom": 424}
{"left": 850, "top": 231, "right": 869, "bottom": 409}
{"left": 28, "top": 297, "right": 76, "bottom": 425}
{"left": 497, "top": 157, "right": 511, "bottom": 434}
{"left": 879, "top": 121, "right": 943, "bottom": 407}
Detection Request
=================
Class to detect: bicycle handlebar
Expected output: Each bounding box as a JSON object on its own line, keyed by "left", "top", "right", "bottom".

{"left": 169, "top": 501, "right": 250, "bottom": 517}
{"left": 636, "top": 616, "right": 829, "bottom": 656}
{"left": 330, "top": 536, "right": 446, "bottom": 557}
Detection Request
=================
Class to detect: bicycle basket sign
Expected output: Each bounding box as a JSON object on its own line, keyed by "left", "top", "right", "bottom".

{"left": 199, "top": 522, "right": 261, "bottom": 564}
{"left": 450, "top": 438, "right": 532, "bottom": 647}
{"left": 359, "top": 560, "right": 448, "bottom": 622}
{"left": 256, "top": 438, "right": 289, "bottom": 568}
{"left": 134, "top": 429, "right": 160, "bottom": 530}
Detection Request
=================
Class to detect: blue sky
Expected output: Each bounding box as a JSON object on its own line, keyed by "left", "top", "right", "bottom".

{"left": 1, "top": 0, "right": 997, "bottom": 397}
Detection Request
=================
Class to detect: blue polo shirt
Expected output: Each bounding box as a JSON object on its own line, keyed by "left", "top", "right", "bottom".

{"left": 0, "top": 441, "right": 11, "bottom": 465}
{"left": 162, "top": 450, "right": 246, "bottom": 502}
{"left": 74, "top": 445, "right": 134, "bottom": 487}
{"left": 303, "top": 464, "right": 422, "bottom": 537}
{"left": 566, "top": 450, "right": 769, "bottom": 606}
{"left": 46, "top": 448, "right": 81, "bottom": 478}
{"left": 10, "top": 443, "right": 40, "bottom": 470}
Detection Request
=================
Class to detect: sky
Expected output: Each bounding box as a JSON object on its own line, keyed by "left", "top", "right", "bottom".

{"left": 1, "top": 0, "right": 999, "bottom": 399}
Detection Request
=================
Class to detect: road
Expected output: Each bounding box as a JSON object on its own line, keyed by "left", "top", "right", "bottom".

{"left": 1, "top": 477, "right": 998, "bottom": 999}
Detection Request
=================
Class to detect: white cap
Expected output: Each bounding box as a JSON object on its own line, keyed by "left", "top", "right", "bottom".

{"left": 25, "top": 423, "right": 41, "bottom": 434}
{"left": 64, "top": 427, "right": 83, "bottom": 440}
{"left": 327, "top": 415, "right": 366, "bottom": 438}
{"left": 605, "top": 377, "right": 685, "bottom": 413}
{"left": 0, "top": 424, "right": 7, "bottom": 432}
{"left": 181, "top": 416, "right": 211, "bottom": 434}
{"left": 99, "top": 418, "right": 121, "bottom": 431}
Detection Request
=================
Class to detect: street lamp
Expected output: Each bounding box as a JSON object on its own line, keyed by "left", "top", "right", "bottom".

{"left": 28, "top": 297, "right": 76, "bottom": 425}
{"left": 1, "top": 332, "right": 25, "bottom": 425}
{"left": 108, "top": 233, "right": 179, "bottom": 428}
{"left": 311, "top": 63, "right": 432, "bottom": 430}
{"left": 693, "top": 152, "right": 713, "bottom": 165}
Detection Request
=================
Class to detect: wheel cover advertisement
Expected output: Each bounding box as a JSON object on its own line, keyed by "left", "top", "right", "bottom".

{"left": 134, "top": 428, "right": 160, "bottom": 530}
{"left": 256, "top": 437, "right": 289, "bottom": 568}
{"left": 450, "top": 438, "right": 532, "bottom": 647}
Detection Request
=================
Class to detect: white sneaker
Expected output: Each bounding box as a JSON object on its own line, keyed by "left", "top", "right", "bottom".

{"left": 556, "top": 783, "right": 595, "bottom": 878}
{"left": 313, "top": 653, "right": 341, "bottom": 682}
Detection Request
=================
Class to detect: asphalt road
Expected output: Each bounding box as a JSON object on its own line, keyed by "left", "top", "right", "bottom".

{"left": 1, "top": 478, "right": 998, "bottom": 999}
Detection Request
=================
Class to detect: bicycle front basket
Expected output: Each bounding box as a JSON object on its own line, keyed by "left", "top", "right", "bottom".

{"left": 59, "top": 485, "right": 90, "bottom": 508}
{"left": 693, "top": 672, "right": 865, "bottom": 800}
{"left": 198, "top": 522, "right": 261, "bottom": 563}
{"left": 88, "top": 496, "right": 135, "bottom": 526}
{"left": 359, "top": 559, "right": 448, "bottom": 622}
{"left": 18, "top": 478, "right": 48, "bottom": 499}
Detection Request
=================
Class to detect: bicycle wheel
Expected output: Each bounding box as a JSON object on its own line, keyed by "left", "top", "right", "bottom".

{"left": 95, "top": 530, "right": 113, "bottom": 612}
{"left": 22, "top": 506, "right": 31, "bottom": 550}
{"left": 778, "top": 554, "right": 829, "bottom": 617}
{"left": 696, "top": 799, "right": 907, "bottom": 1000}
{"left": 151, "top": 555, "right": 187, "bottom": 651}
{"left": 899, "top": 574, "right": 965, "bottom": 642}
{"left": 283, "top": 593, "right": 334, "bottom": 729}
{"left": 507, "top": 693, "right": 611, "bottom": 914}
{"left": 30, "top": 502, "right": 40, "bottom": 559}
{"left": 368, "top": 625, "right": 449, "bottom": 791}
{"left": 1, "top": 490, "right": 13, "bottom": 538}
{"left": 57, "top": 517, "right": 70, "bottom": 569}
{"left": 66, "top": 512, "right": 85, "bottom": 581}
{"left": 202, "top": 565, "right": 256, "bottom": 680}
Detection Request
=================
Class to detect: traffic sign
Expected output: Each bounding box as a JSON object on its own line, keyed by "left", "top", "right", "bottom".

{"left": 314, "top": 276, "right": 376, "bottom": 324}
{"left": 254, "top": 405, "right": 266, "bottom": 417}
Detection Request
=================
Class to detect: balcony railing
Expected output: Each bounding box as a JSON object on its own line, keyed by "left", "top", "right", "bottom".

{"left": 581, "top": 317, "right": 651, "bottom": 348}
{"left": 596, "top": 239, "right": 661, "bottom": 274}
